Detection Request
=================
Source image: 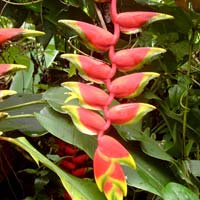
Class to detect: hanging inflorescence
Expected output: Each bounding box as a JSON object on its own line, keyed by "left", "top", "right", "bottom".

{"left": 59, "top": 0, "right": 173, "bottom": 199}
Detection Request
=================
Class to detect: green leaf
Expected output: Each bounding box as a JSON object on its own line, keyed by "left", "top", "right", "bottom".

{"left": 140, "top": 136, "right": 175, "bottom": 163}
{"left": 115, "top": 124, "right": 174, "bottom": 163}
{"left": 43, "top": 87, "right": 79, "bottom": 113}
{"left": 0, "top": 136, "right": 106, "bottom": 200}
{"left": 0, "top": 94, "right": 46, "bottom": 136}
{"left": 43, "top": 87, "right": 67, "bottom": 113}
{"left": 8, "top": 50, "right": 34, "bottom": 94}
{"left": 124, "top": 149, "right": 176, "bottom": 196}
{"left": 35, "top": 106, "right": 97, "bottom": 158}
{"left": 44, "top": 37, "right": 59, "bottom": 68}
{"left": 162, "top": 182, "right": 199, "bottom": 200}
{"left": 168, "top": 84, "right": 186, "bottom": 109}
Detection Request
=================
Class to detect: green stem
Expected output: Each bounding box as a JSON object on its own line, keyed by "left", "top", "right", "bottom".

{"left": 7, "top": 114, "right": 35, "bottom": 119}
{"left": 0, "top": 100, "right": 46, "bottom": 112}
{"left": 182, "top": 30, "right": 194, "bottom": 159}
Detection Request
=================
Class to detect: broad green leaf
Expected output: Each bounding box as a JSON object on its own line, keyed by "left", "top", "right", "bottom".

{"left": 0, "top": 94, "right": 46, "bottom": 136}
{"left": 115, "top": 124, "right": 174, "bottom": 163}
{"left": 44, "top": 37, "right": 59, "bottom": 68}
{"left": 162, "top": 182, "right": 199, "bottom": 200}
{"left": 140, "top": 136, "right": 175, "bottom": 163}
{"left": 124, "top": 149, "right": 176, "bottom": 196}
{"left": 0, "top": 136, "right": 106, "bottom": 200}
{"left": 43, "top": 87, "right": 67, "bottom": 113}
{"left": 9, "top": 54, "right": 34, "bottom": 94}
{"left": 43, "top": 87, "right": 79, "bottom": 113}
{"left": 35, "top": 106, "right": 97, "bottom": 158}
{"left": 168, "top": 84, "right": 186, "bottom": 109}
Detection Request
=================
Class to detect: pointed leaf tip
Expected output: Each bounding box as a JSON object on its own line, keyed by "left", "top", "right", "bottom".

{"left": 22, "top": 29, "right": 45, "bottom": 37}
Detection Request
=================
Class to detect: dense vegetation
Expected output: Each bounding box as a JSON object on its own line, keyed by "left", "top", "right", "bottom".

{"left": 0, "top": 0, "right": 200, "bottom": 200}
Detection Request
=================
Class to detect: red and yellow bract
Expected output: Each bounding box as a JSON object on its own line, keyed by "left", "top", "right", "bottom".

{"left": 110, "top": 72, "right": 160, "bottom": 98}
{"left": 59, "top": 20, "right": 115, "bottom": 51}
{"left": 61, "top": 54, "right": 112, "bottom": 83}
{"left": 116, "top": 12, "right": 173, "bottom": 34}
{"left": 62, "top": 82, "right": 110, "bottom": 110}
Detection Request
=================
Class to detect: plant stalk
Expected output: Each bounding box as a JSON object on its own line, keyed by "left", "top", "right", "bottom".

{"left": 0, "top": 100, "right": 46, "bottom": 112}
{"left": 182, "top": 30, "right": 194, "bottom": 159}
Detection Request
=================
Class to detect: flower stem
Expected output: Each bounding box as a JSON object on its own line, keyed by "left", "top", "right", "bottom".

{"left": 182, "top": 30, "right": 194, "bottom": 159}
{"left": 0, "top": 100, "right": 46, "bottom": 112}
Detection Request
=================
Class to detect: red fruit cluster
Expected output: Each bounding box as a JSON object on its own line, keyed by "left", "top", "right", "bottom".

{"left": 55, "top": 139, "right": 92, "bottom": 200}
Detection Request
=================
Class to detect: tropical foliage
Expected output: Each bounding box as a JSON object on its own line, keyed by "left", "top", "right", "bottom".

{"left": 0, "top": 0, "right": 200, "bottom": 200}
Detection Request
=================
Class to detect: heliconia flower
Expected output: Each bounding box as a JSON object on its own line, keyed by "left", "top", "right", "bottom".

{"left": 115, "top": 12, "right": 173, "bottom": 34}
{"left": 0, "top": 64, "right": 27, "bottom": 76}
{"left": 93, "top": 148, "right": 127, "bottom": 197}
{"left": 98, "top": 135, "right": 136, "bottom": 169}
{"left": 62, "top": 82, "right": 110, "bottom": 110}
{"left": 0, "top": 90, "right": 17, "bottom": 99}
{"left": 110, "top": 72, "right": 160, "bottom": 98}
{"left": 58, "top": 20, "right": 115, "bottom": 51}
{"left": 62, "top": 105, "right": 106, "bottom": 135}
{"left": 61, "top": 54, "right": 112, "bottom": 83}
{"left": 112, "top": 47, "right": 166, "bottom": 72}
{"left": 0, "top": 28, "right": 45, "bottom": 45}
{"left": 107, "top": 103, "right": 156, "bottom": 124}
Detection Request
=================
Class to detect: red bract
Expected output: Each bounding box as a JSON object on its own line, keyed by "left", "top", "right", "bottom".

{"left": 62, "top": 105, "right": 106, "bottom": 135}
{"left": 58, "top": 20, "right": 115, "bottom": 51}
{"left": 112, "top": 47, "right": 166, "bottom": 72}
{"left": 116, "top": 12, "right": 173, "bottom": 34}
{"left": 0, "top": 28, "right": 23, "bottom": 44}
{"left": 61, "top": 54, "right": 112, "bottom": 83}
{"left": 98, "top": 135, "right": 136, "bottom": 169}
{"left": 0, "top": 64, "right": 27, "bottom": 76}
{"left": 78, "top": 107, "right": 106, "bottom": 134}
{"left": 103, "top": 164, "right": 126, "bottom": 200}
{"left": 0, "top": 28, "right": 45, "bottom": 44}
{"left": 110, "top": 72, "right": 160, "bottom": 98}
{"left": 94, "top": 149, "right": 127, "bottom": 200}
{"left": 107, "top": 103, "right": 155, "bottom": 124}
{"left": 62, "top": 82, "right": 110, "bottom": 110}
